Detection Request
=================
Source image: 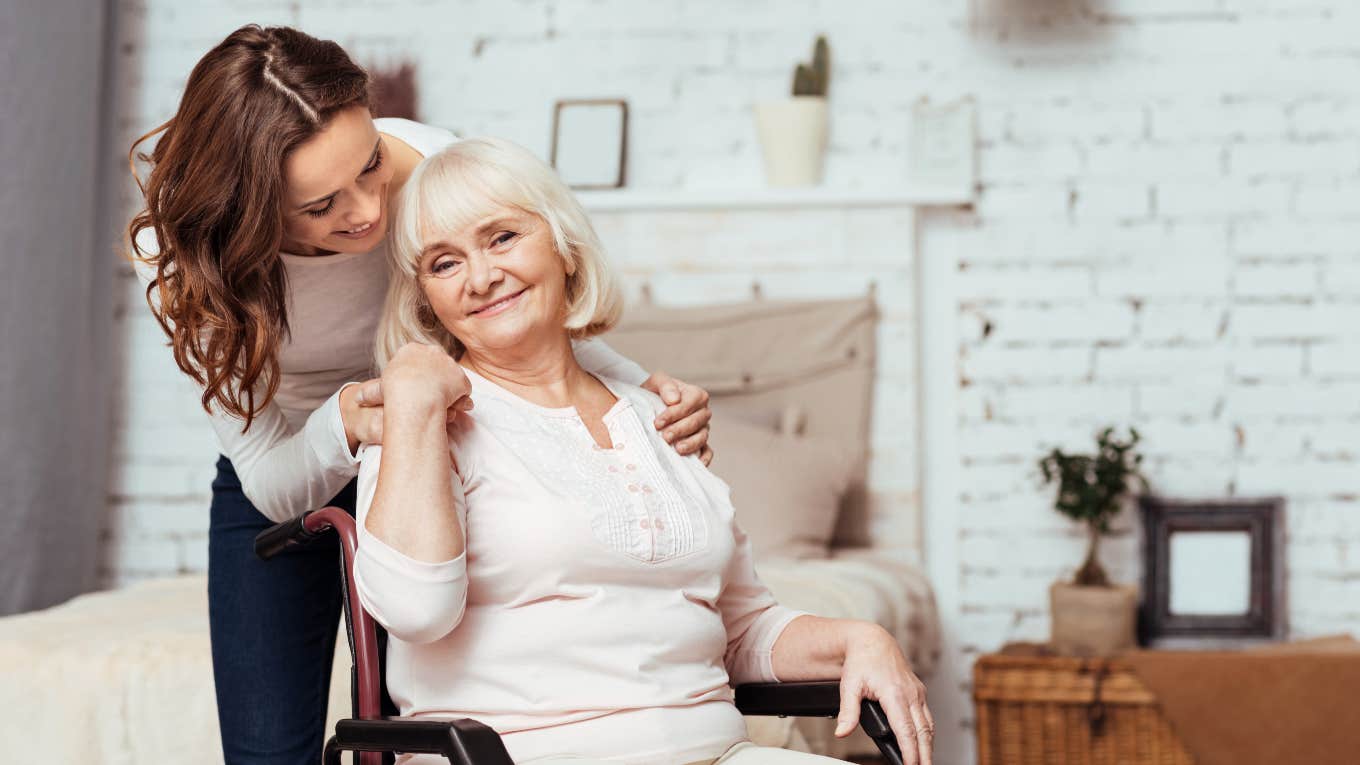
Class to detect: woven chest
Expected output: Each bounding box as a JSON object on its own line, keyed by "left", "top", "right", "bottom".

{"left": 972, "top": 652, "right": 1195, "bottom": 765}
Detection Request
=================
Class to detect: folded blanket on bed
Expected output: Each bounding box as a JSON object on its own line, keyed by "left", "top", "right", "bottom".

{"left": 0, "top": 577, "right": 224, "bottom": 763}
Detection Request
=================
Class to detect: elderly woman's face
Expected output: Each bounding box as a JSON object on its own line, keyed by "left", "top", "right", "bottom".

{"left": 418, "top": 205, "right": 571, "bottom": 355}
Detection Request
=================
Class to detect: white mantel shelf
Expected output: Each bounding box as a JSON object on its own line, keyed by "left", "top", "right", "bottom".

{"left": 576, "top": 185, "right": 973, "bottom": 212}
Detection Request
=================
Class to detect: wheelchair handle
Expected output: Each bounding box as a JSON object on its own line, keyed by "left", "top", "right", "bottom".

{"left": 254, "top": 510, "right": 334, "bottom": 560}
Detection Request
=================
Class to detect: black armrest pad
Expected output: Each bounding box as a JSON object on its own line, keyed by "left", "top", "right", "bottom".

{"left": 734, "top": 681, "right": 840, "bottom": 717}
{"left": 735, "top": 682, "right": 900, "bottom": 764}
{"left": 333, "top": 717, "right": 513, "bottom": 765}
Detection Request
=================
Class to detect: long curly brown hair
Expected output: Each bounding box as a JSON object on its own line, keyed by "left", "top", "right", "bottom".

{"left": 127, "top": 25, "right": 370, "bottom": 430}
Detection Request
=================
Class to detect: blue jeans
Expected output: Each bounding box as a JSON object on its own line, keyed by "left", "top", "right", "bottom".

{"left": 208, "top": 455, "right": 357, "bottom": 765}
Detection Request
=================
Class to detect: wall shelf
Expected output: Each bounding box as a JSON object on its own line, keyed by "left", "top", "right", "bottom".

{"left": 576, "top": 185, "right": 973, "bottom": 212}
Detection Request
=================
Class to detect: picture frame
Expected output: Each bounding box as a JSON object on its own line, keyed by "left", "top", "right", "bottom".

{"left": 1139, "top": 496, "right": 1286, "bottom": 648}
{"left": 550, "top": 99, "right": 629, "bottom": 190}
{"left": 906, "top": 96, "right": 976, "bottom": 199}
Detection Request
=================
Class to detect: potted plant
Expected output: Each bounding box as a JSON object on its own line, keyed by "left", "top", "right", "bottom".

{"left": 1039, "top": 427, "right": 1146, "bottom": 656}
{"left": 754, "top": 36, "right": 830, "bottom": 187}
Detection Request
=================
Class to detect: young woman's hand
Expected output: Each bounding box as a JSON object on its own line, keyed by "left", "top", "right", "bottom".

{"left": 835, "top": 624, "right": 934, "bottom": 765}
{"left": 641, "top": 372, "right": 713, "bottom": 465}
{"left": 339, "top": 343, "right": 472, "bottom": 453}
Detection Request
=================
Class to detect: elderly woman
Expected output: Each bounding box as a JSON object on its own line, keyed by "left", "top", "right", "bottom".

{"left": 353, "top": 138, "right": 934, "bottom": 765}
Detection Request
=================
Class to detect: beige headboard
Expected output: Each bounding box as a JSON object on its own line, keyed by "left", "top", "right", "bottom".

{"left": 607, "top": 296, "right": 879, "bottom": 547}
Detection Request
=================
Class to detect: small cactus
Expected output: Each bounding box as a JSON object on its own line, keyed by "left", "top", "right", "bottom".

{"left": 793, "top": 64, "right": 817, "bottom": 96}
{"left": 791, "top": 35, "right": 830, "bottom": 97}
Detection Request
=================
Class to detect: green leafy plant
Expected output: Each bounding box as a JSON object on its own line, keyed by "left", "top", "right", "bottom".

{"left": 1038, "top": 427, "right": 1146, "bottom": 588}
{"left": 792, "top": 36, "right": 830, "bottom": 97}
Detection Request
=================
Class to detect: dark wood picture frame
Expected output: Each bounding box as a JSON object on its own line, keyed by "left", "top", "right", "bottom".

{"left": 1139, "top": 496, "right": 1286, "bottom": 647}
{"left": 549, "top": 99, "right": 629, "bottom": 190}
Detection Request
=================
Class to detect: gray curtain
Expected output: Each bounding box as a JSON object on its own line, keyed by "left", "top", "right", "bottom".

{"left": 0, "top": 0, "right": 114, "bottom": 615}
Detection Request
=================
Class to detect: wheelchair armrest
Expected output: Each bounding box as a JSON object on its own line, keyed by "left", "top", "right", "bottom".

{"left": 734, "top": 680, "right": 839, "bottom": 717}
{"left": 734, "top": 682, "right": 902, "bottom": 765}
{"left": 327, "top": 717, "right": 514, "bottom": 765}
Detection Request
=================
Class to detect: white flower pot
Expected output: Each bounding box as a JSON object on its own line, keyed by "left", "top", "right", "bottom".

{"left": 754, "top": 96, "right": 829, "bottom": 187}
{"left": 1050, "top": 582, "right": 1139, "bottom": 657}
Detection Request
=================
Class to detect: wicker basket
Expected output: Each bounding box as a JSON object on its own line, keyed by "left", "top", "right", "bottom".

{"left": 973, "top": 648, "right": 1195, "bottom": 765}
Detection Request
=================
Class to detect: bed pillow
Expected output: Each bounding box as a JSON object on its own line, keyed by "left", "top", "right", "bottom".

{"left": 707, "top": 417, "right": 858, "bottom": 560}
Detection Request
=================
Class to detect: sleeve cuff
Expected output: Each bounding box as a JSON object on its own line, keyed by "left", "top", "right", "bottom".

{"left": 358, "top": 523, "right": 467, "bottom": 583}
{"left": 306, "top": 382, "right": 362, "bottom": 471}
{"left": 735, "top": 608, "right": 811, "bottom": 684}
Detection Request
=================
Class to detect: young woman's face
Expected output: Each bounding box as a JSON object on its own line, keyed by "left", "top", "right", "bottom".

{"left": 417, "top": 205, "right": 572, "bottom": 356}
{"left": 281, "top": 105, "right": 395, "bottom": 255}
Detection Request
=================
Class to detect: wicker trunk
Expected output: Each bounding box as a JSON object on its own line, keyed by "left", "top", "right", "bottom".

{"left": 973, "top": 651, "right": 1195, "bottom": 765}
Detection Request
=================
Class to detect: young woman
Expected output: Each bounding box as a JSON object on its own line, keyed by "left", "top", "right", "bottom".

{"left": 127, "top": 25, "right": 714, "bottom": 765}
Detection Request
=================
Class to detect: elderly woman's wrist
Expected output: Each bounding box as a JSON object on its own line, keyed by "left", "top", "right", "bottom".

{"left": 839, "top": 620, "right": 892, "bottom": 662}
{"left": 382, "top": 379, "right": 448, "bottom": 415}
{"left": 383, "top": 394, "right": 447, "bottom": 431}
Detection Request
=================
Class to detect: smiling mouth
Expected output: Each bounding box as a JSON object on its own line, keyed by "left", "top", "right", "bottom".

{"left": 469, "top": 288, "right": 528, "bottom": 317}
{"left": 335, "top": 220, "right": 377, "bottom": 238}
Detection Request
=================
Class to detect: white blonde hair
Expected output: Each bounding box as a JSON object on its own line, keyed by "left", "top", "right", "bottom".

{"left": 376, "top": 137, "right": 623, "bottom": 369}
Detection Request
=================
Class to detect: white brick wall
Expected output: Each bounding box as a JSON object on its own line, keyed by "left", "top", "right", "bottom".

{"left": 105, "top": 2, "right": 1360, "bottom": 763}
{"left": 945, "top": 3, "right": 1360, "bottom": 760}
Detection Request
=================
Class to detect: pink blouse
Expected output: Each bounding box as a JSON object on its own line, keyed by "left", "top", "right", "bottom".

{"left": 353, "top": 369, "right": 807, "bottom": 765}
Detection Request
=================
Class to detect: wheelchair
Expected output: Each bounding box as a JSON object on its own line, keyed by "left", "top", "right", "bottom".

{"left": 255, "top": 507, "right": 906, "bottom": 765}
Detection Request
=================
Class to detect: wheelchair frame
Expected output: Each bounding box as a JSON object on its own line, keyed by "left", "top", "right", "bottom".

{"left": 255, "top": 507, "right": 905, "bottom": 765}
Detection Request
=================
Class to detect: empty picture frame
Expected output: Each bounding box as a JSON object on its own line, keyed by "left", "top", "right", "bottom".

{"left": 906, "top": 96, "right": 976, "bottom": 198}
{"left": 550, "top": 99, "right": 628, "bottom": 190}
{"left": 1139, "top": 497, "right": 1286, "bottom": 648}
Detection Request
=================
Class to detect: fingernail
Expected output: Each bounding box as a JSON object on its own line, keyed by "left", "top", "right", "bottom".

{"left": 654, "top": 418, "right": 667, "bottom": 429}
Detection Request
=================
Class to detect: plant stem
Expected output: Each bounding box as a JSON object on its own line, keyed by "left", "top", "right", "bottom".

{"left": 1074, "top": 524, "right": 1110, "bottom": 587}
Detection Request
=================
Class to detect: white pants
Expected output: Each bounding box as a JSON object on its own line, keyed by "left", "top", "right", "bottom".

{"left": 525, "top": 741, "right": 852, "bottom": 765}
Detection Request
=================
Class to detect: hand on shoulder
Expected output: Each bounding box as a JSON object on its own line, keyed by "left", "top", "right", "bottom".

{"left": 639, "top": 371, "right": 713, "bottom": 466}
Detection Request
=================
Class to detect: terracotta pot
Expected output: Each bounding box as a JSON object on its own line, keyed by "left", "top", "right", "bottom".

{"left": 753, "top": 96, "right": 828, "bottom": 187}
{"left": 1049, "top": 581, "right": 1138, "bottom": 657}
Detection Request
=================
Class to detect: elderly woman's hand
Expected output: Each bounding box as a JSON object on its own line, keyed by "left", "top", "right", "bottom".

{"left": 835, "top": 624, "right": 934, "bottom": 765}
{"left": 641, "top": 372, "right": 713, "bottom": 465}
{"left": 340, "top": 343, "right": 473, "bottom": 450}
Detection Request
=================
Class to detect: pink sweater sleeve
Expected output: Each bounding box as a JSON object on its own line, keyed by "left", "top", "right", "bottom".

{"left": 353, "top": 445, "right": 470, "bottom": 644}
{"left": 718, "top": 519, "right": 810, "bottom": 685}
